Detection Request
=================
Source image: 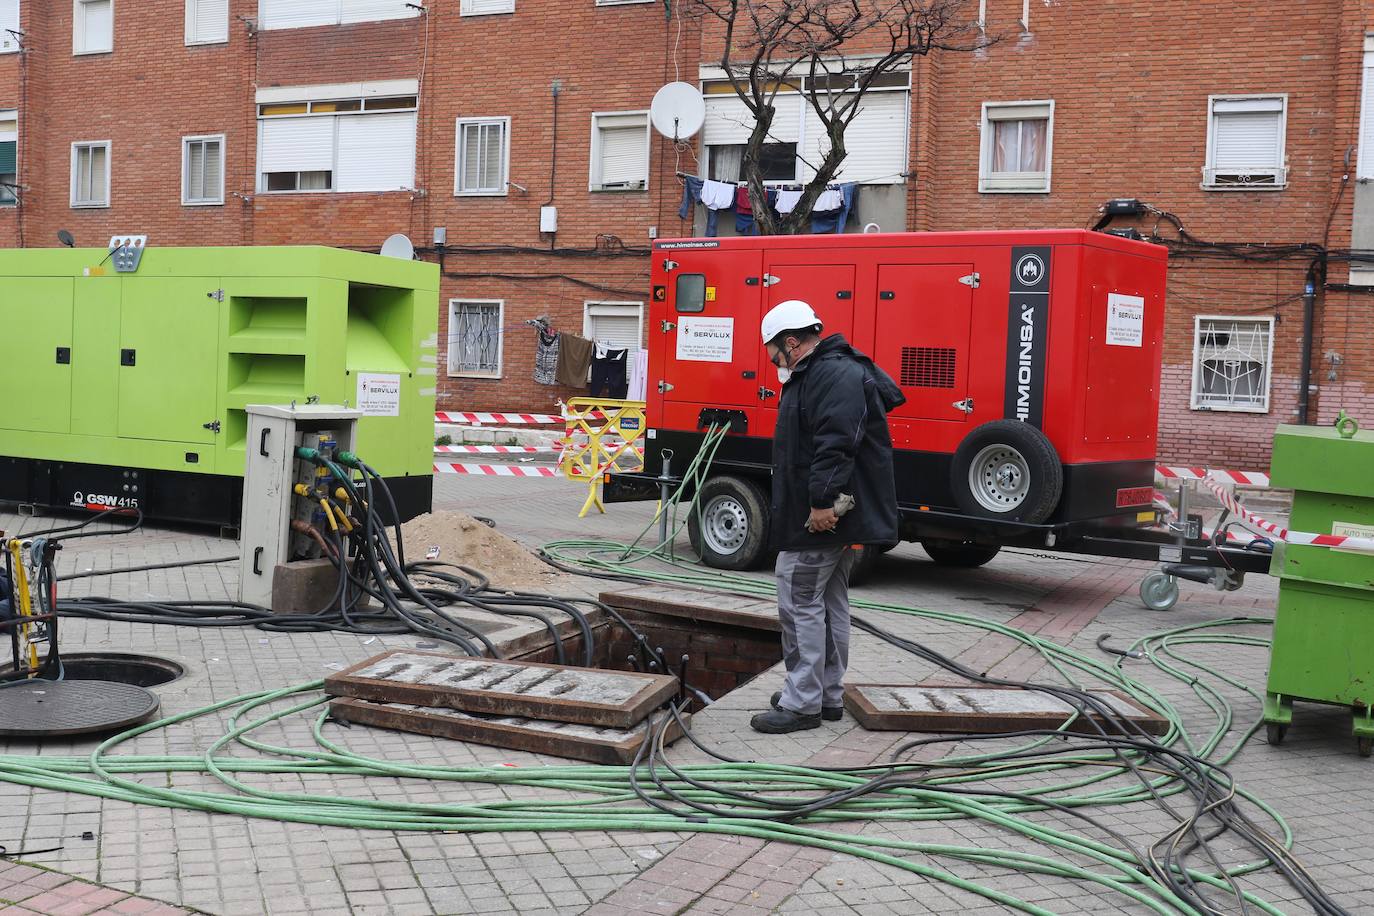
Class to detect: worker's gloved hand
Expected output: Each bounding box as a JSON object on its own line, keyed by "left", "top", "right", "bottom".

{"left": 806, "top": 506, "right": 840, "bottom": 534}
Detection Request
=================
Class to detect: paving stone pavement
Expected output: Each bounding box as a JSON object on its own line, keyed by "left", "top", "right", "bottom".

{"left": 0, "top": 475, "right": 1367, "bottom": 914}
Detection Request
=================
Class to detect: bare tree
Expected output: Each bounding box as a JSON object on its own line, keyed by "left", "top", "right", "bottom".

{"left": 685, "top": 0, "right": 989, "bottom": 234}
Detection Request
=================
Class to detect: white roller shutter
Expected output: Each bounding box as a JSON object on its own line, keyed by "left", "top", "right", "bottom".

{"left": 1359, "top": 53, "right": 1374, "bottom": 180}
{"left": 703, "top": 94, "right": 800, "bottom": 145}
{"left": 595, "top": 115, "right": 647, "bottom": 187}
{"left": 335, "top": 112, "right": 415, "bottom": 191}
{"left": 461, "top": 0, "right": 515, "bottom": 14}
{"left": 341, "top": 0, "right": 417, "bottom": 23}
{"left": 259, "top": 117, "right": 334, "bottom": 174}
{"left": 79, "top": 0, "right": 113, "bottom": 52}
{"left": 801, "top": 91, "right": 908, "bottom": 184}
{"left": 0, "top": 0, "right": 19, "bottom": 53}
{"left": 1211, "top": 98, "right": 1283, "bottom": 169}
{"left": 258, "top": 0, "right": 335, "bottom": 30}
{"left": 584, "top": 304, "right": 644, "bottom": 350}
{"left": 187, "top": 0, "right": 228, "bottom": 43}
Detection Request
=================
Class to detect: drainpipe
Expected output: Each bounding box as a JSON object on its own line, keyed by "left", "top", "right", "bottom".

{"left": 1297, "top": 268, "right": 1317, "bottom": 425}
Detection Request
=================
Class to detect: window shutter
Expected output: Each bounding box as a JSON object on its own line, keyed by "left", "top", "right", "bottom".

{"left": 187, "top": 0, "right": 229, "bottom": 43}
{"left": 187, "top": 142, "right": 205, "bottom": 198}
{"left": 0, "top": 141, "right": 15, "bottom": 174}
{"left": 335, "top": 112, "right": 415, "bottom": 191}
{"left": 258, "top": 0, "right": 337, "bottom": 29}
{"left": 703, "top": 94, "right": 800, "bottom": 146}
{"left": 1360, "top": 55, "right": 1374, "bottom": 180}
{"left": 598, "top": 123, "right": 646, "bottom": 186}
{"left": 585, "top": 305, "right": 643, "bottom": 350}
{"left": 0, "top": 0, "right": 19, "bottom": 52}
{"left": 340, "top": 0, "right": 417, "bottom": 23}
{"left": 259, "top": 117, "right": 334, "bottom": 173}
{"left": 461, "top": 0, "right": 515, "bottom": 14}
{"left": 81, "top": 0, "right": 113, "bottom": 51}
{"left": 801, "top": 92, "right": 908, "bottom": 184}
{"left": 1211, "top": 98, "right": 1283, "bottom": 170}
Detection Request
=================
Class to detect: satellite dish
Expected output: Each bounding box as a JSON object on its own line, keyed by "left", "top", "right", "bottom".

{"left": 57, "top": 229, "right": 76, "bottom": 248}
{"left": 650, "top": 82, "right": 706, "bottom": 141}
{"left": 380, "top": 233, "right": 415, "bottom": 260}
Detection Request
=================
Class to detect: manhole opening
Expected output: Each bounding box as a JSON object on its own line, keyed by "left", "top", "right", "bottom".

{"left": 516, "top": 608, "right": 782, "bottom": 701}
{"left": 43, "top": 653, "right": 184, "bottom": 687}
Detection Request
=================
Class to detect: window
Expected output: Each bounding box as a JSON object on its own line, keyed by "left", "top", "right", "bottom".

{"left": 1360, "top": 50, "right": 1374, "bottom": 182}
{"left": 584, "top": 301, "right": 644, "bottom": 351}
{"left": 447, "top": 300, "right": 503, "bottom": 378}
{"left": 257, "top": 0, "right": 418, "bottom": 30}
{"left": 0, "top": 109, "right": 15, "bottom": 207}
{"left": 596, "top": 0, "right": 654, "bottom": 5}
{"left": 182, "top": 135, "right": 224, "bottom": 205}
{"left": 979, "top": 100, "right": 1053, "bottom": 193}
{"left": 71, "top": 141, "right": 110, "bottom": 208}
{"left": 73, "top": 0, "right": 112, "bottom": 54}
{"left": 675, "top": 274, "right": 706, "bottom": 313}
{"left": 590, "top": 112, "right": 649, "bottom": 191}
{"left": 700, "top": 73, "right": 910, "bottom": 186}
{"left": 256, "top": 87, "right": 416, "bottom": 193}
{"left": 1204, "top": 95, "right": 1287, "bottom": 190}
{"left": 1191, "top": 317, "right": 1274, "bottom": 412}
{"left": 455, "top": 118, "right": 509, "bottom": 195}
{"left": 185, "top": 0, "right": 227, "bottom": 45}
{"left": 460, "top": 0, "right": 514, "bottom": 14}
{"left": 1, "top": 0, "right": 19, "bottom": 54}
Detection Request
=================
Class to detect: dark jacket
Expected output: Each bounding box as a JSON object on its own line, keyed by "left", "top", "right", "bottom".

{"left": 770, "top": 334, "right": 905, "bottom": 551}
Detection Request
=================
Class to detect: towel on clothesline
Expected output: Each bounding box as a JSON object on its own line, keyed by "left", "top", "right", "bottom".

{"left": 810, "top": 183, "right": 858, "bottom": 234}
{"left": 555, "top": 334, "right": 595, "bottom": 388}
{"left": 701, "top": 180, "right": 735, "bottom": 209}
{"left": 813, "top": 187, "right": 844, "bottom": 212}
{"left": 774, "top": 189, "right": 803, "bottom": 214}
{"left": 628, "top": 348, "right": 649, "bottom": 401}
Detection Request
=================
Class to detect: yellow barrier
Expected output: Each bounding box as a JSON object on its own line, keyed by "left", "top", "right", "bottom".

{"left": 560, "top": 398, "right": 647, "bottom": 517}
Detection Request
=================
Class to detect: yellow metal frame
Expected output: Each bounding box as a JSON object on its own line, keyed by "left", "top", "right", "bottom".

{"left": 559, "top": 398, "right": 647, "bottom": 517}
{"left": 5, "top": 538, "right": 40, "bottom": 674}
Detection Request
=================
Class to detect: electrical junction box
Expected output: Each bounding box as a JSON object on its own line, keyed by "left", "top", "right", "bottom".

{"left": 0, "top": 246, "right": 438, "bottom": 526}
{"left": 239, "top": 404, "right": 359, "bottom": 608}
{"left": 540, "top": 206, "right": 558, "bottom": 234}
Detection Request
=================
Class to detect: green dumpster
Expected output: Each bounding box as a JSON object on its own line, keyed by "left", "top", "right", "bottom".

{"left": 1263, "top": 415, "right": 1374, "bottom": 757}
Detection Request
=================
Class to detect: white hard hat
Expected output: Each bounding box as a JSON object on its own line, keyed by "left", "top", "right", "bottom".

{"left": 761, "top": 300, "right": 821, "bottom": 344}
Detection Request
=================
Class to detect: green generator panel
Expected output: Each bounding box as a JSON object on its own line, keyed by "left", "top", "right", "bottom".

{"left": 0, "top": 246, "right": 438, "bottom": 525}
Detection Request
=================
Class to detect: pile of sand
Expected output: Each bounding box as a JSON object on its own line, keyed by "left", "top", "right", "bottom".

{"left": 400, "top": 511, "right": 565, "bottom": 589}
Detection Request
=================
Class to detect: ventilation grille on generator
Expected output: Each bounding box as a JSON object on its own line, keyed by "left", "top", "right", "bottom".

{"left": 900, "top": 347, "right": 957, "bottom": 388}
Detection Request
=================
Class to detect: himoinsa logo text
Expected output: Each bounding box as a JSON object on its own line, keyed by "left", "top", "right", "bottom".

{"left": 1003, "top": 246, "right": 1051, "bottom": 428}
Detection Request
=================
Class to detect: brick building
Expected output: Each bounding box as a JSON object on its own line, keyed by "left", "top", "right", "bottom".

{"left": 1, "top": 0, "right": 1372, "bottom": 467}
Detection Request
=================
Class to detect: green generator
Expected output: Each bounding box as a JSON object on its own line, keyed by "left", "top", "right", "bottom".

{"left": 0, "top": 243, "right": 438, "bottom": 526}
{"left": 1263, "top": 415, "right": 1374, "bottom": 757}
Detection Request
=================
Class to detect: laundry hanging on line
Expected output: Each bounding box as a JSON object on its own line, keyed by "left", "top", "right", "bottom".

{"left": 554, "top": 334, "right": 595, "bottom": 388}
{"left": 534, "top": 329, "right": 560, "bottom": 386}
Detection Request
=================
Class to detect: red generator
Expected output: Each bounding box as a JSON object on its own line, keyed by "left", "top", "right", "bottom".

{"left": 608, "top": 229, "right": 1168, "bottom": 571}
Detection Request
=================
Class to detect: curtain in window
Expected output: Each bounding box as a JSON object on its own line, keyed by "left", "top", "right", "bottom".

{"left": 993, "top": 119, "right": 1046, "bottom": 173}
{"left": 1018, "top": 119, "right": 1047, "bottom": 171}
{"left": 709, "top": 144, "right": 744, "bottom": 182}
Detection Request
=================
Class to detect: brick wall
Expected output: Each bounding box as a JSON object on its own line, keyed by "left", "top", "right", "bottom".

{"left": 2, "top": 0, "right": 1372, "bottom": 467}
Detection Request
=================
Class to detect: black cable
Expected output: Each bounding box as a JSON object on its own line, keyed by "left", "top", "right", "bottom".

{"left": 57, "top": 555, "right": 237, "bottom": 581}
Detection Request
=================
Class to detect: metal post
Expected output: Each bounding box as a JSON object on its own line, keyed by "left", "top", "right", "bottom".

{"left": 657, "top": 449, "right": 674, "bottom": 547}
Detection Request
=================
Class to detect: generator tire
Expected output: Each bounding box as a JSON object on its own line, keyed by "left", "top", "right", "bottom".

{"left": 951, "top": 421, "right": 1063, "bottom": 523}
{"left": 688, "top": 475, "right": 770, "bottom": 571}
{"left": 921, "top": 540, "right": 1001, "bottom": 568}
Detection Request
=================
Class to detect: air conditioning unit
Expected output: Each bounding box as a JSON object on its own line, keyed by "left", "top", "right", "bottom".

{"left": 1202, "top": 167, "right": 1287, "bottom": 190}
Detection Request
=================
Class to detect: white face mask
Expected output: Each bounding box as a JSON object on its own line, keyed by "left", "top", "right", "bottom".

{"left": 776, "top": 367, "right": 792, "bottom": 384}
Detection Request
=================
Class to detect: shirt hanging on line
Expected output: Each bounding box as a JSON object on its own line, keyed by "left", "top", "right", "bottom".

{"left": 555, "top": 334, "right": 596, "bottom": 388}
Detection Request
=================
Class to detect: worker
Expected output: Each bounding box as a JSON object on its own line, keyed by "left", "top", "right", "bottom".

{"left": 751, "top": 300, "right": 905, "bottom": 734}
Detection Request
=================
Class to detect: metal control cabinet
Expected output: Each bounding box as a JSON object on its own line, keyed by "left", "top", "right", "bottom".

{"left": 0, "top": 246, "right": 438, "bottom": 525}
{"left": 239, "top": 405, "right": 360, "bottom": 608}
{"left": 1263, "top": 420, "right": 1374, "bottom": 757}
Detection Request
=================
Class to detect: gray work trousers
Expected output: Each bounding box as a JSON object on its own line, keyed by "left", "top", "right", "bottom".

{"left": 775, "top": 544, "right": 854, "bottom": 715}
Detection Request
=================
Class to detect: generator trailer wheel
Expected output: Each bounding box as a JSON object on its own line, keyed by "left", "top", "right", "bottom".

{"left": 951, "top": 421, "right": 1063, "bottom": 523}
{"left": 1139, "top": 572, "right": 1180, "bottom": 611}
{"left": 922, "top": 540, "right": 1002, "bottom": 568}
{"left": 688, "top": 475, "right": 770, "bottom": 571}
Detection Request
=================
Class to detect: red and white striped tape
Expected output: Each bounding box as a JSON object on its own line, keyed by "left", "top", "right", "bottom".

{"left": 435, "top": 444, "right": 558, "bottom": 455}
{"left": 1156, "top": 465, "right": 1271, "bottom": 487}
{"left": 1199, "top": 475, "right": 1374, "bottom": 552}
{"left": 436, "top": 411, "right": 563, "bottom": 425}
{"left": 433, "top": 462, "right": 560, "bottom": 478}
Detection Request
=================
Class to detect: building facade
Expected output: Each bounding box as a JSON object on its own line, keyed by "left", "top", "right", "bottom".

{"left": 2, "top": 0, "right": 1372, "bottom": 468}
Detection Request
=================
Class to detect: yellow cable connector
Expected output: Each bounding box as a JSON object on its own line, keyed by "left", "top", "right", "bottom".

{"left": 293, "top": 483, "right": 313, "bottom": 498}
{"left": 333, "top": 487, "right": 352, "bottom": 504}
{"left": 318, "top": 499, "right": 339, "bottom": 532}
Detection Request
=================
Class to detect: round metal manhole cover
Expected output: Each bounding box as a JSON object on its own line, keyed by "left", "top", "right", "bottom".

{"left": 0, "top": 680, "right": 161, "bottom": 737}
